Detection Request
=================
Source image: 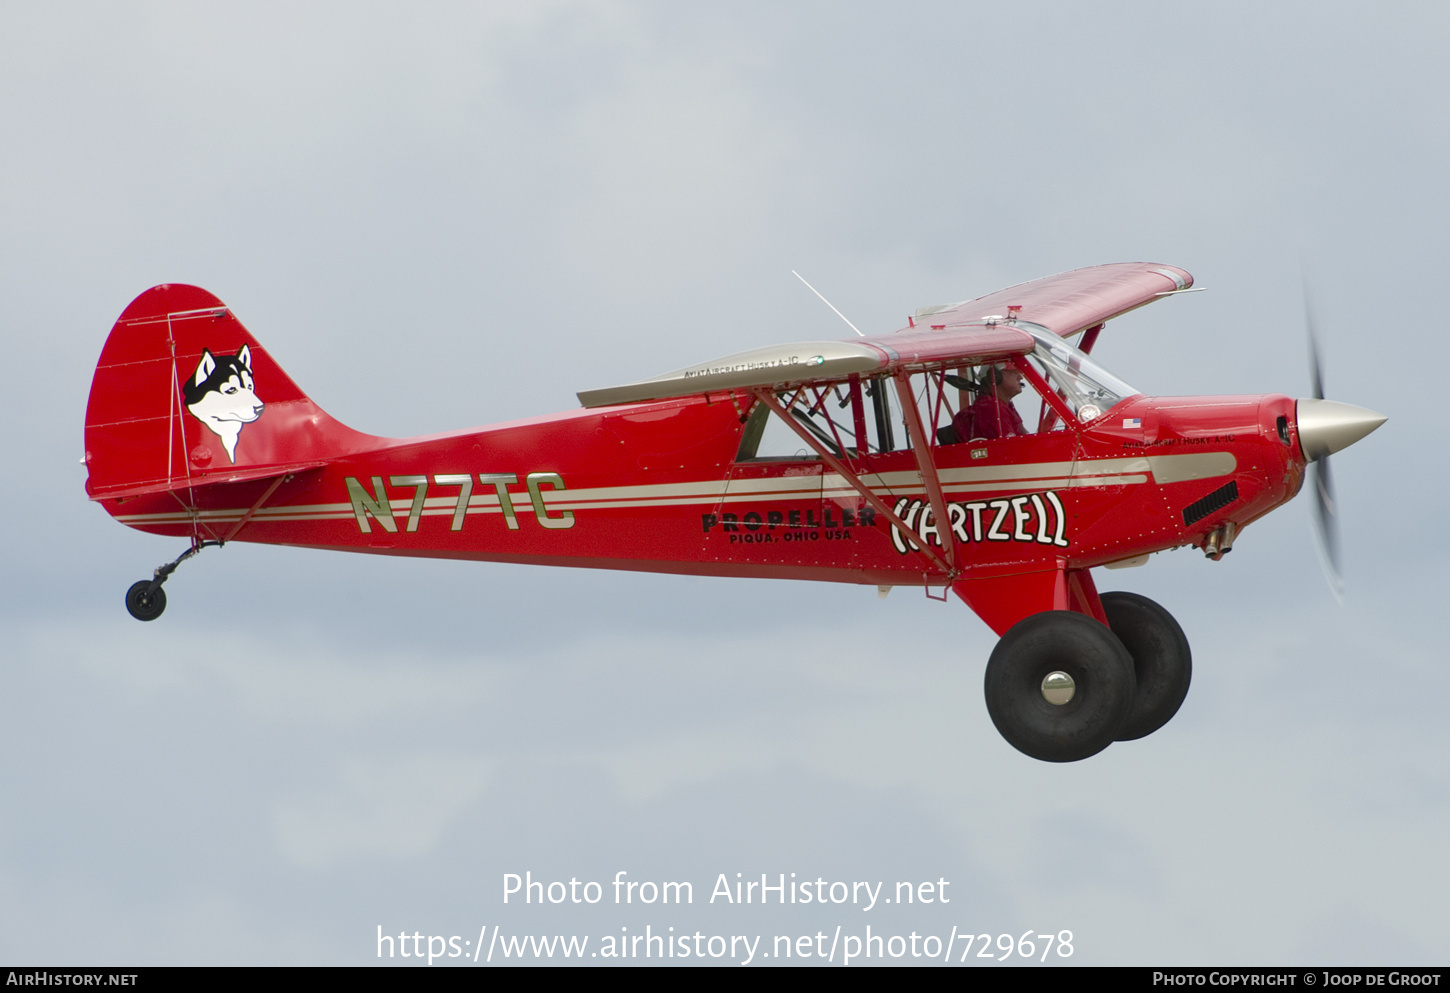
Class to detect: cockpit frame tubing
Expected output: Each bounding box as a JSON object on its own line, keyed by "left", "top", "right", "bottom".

{"left": 1011, "top": 354, "right": 1080, "bottom": 435}
{"left": 751, "top": 387, "right": 953, "bottom": 579}
{"left": 891, "top": 371, "right": 958, "bottom": 576}
{"left": 848, "top": 376, "right": 868, "bottom": 458}
{"left": 927, "top": 369, "right": 951, "bottom": 441}
{"left": 810, "top": 384, "right": 851, "bottom": 455}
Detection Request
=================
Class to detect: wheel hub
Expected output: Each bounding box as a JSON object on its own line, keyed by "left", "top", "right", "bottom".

{"left": 1041, "top": 670, "right": 1075, "bottom": 705}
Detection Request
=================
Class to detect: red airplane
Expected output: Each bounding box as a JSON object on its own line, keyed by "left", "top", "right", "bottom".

{"left": 83, "top": 263, "right": 1385, "bottom": 762}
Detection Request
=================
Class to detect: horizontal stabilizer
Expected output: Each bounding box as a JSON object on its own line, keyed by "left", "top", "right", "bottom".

{"left": 87, "top": 461, "right": 326, "bottom": 502}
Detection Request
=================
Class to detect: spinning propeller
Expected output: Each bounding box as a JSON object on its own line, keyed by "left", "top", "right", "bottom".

{"left": 1297, "top": 300, "right": 1386, "bottom": 597}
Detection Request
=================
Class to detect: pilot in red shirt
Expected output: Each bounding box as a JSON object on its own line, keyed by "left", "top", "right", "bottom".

{"left": 953, "top": 365, "right": 1027, "bottom": 440}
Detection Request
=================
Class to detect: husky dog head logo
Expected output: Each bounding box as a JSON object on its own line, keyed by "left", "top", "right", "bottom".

{"left": 184, "top": 346, "right": 264, "bottom": 463}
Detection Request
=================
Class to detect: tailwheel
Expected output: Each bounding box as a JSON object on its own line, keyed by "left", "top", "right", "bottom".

{"left": 122, "top": 539, "right": 222, "bottom": 621}
{"left": 125, "top": 580, "right": 167, "bottom": 621}
{"left": 984, "top": 611, "right": 1135, "bottom": 762}
{"left": 1100, "top": 592, "right": 1192, "bottom": 741}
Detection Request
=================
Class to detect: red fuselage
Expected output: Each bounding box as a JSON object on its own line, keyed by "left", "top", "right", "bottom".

{"left": 98, "top": 387, "right": 1304, "bottom": 633}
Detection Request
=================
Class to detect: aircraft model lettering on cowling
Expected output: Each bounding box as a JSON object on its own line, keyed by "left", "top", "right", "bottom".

{"left": 83, "top": 264, "right": 1386, "bottom": 762}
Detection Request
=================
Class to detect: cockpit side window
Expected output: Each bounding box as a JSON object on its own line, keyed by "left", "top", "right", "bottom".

{"left": 736, "top": 377, "right": 915, "bottom": 461}
{"left": 736, "top": 384, "right": 855, "bottom": 461}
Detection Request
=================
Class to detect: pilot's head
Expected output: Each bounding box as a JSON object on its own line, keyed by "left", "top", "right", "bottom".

{"left": 983, "top": 365, "right": 1024, "bottom": 400}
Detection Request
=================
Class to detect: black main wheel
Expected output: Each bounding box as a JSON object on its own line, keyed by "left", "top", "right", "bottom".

{"left": 1101, "top": 592, "right": 1191, "bottom": 741}
{"left": 984, "top": 611, "right": 1136, "bottom": 762}
{"left": 125, "top": 581, "right": 167, "bottom": 621}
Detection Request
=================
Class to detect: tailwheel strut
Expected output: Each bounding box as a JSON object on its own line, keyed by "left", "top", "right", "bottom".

{"left": 123, "top": 472, "right": 293, "bottom": 621}
{"left": 124, "top": 538, "right": 223, "bottom": 621}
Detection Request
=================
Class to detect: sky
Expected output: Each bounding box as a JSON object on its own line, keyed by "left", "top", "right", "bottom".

{"left": 0, "top": 1, "right": 1444, "bottom": 966}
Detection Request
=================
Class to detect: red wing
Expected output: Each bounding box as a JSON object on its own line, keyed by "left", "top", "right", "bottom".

{"left": 912, "top": 262, "right": 1193, "bottom": 338}
{"left": 577, "top": 325, "right": 1034, "bottom": 408}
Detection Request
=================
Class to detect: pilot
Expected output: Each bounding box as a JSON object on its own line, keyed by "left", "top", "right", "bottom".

{"left": 953, "top": 365, "right": 1027, "bottom": 440}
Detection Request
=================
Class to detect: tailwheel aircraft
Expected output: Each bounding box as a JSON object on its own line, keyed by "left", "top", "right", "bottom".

{"left": 84, "top": 264, "right": 1385, "bottom": 761}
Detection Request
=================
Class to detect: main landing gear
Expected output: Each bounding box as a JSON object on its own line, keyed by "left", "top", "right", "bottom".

{"left": 983, "top": 593, "right": 1191, "bottom": 762}
{"left": 1100, "top": 591, "right": 1192, "bottom": 741}
{"left": 123, "top": 540, "right": 222, "bottom": 621}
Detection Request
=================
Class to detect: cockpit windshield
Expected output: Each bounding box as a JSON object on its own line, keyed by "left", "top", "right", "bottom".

{"left": 1023, "top": 325, "right": 1139, "bottom": 422}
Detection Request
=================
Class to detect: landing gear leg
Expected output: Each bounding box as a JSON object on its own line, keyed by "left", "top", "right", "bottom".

{"left": 1101, "top": 592, "right": 1192, "bottom": 741}
{"left": 984, "top": 611, "right": 1136, "bottom": 762}
{"left": 123, "top": 539, "right": 222, "bottom": 621}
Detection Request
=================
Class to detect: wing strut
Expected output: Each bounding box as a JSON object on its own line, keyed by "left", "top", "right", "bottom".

{"left": 891, "top": 372, "right": 958, "bottom": 575}
{"left": 750, "top": 387, "right": 957, "bottom": 580}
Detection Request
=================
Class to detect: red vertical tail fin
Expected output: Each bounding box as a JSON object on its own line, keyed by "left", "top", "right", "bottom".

{"left": 84, "top": 284, "right": 374, "bottom": 500}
